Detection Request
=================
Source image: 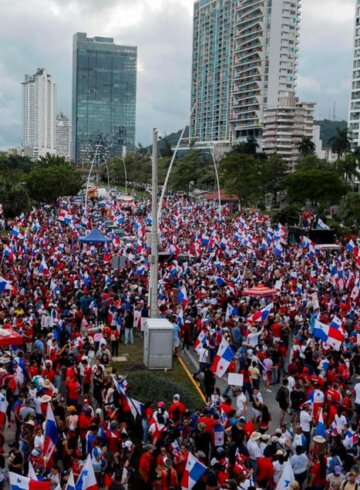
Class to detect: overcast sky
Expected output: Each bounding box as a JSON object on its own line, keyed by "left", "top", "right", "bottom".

{"left": 0, "top": 0, "right": 356, "bottom": 149}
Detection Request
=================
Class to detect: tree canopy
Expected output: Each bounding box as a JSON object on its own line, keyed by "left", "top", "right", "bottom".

{"left": 27, "top": 156, "right": 83, "bottom": 203}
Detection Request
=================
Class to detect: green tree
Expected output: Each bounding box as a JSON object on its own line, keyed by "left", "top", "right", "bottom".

{"left": 0, "top": 154, "right": 32, "bottom": 174}
{"left": 286, "top": 168, "right": 348, "bottom": 207}
{"left": 27, "top": 160, "right": 83, "bottom": 203}
{"left": 169, "top": 150, "right": 210, "bottom": 192}
{"left": 329, "top": 127, "right": 351, "bottom": 159}
{"left": 298, "top": 136, "right": 316, "bottom": 157}
{"left": 338, "top": 192, "right": 360, "bottom": 228}
{"left": 105, "top": 153, "right": 152, "bottom": 186}
{"left": 220, "top": 153, "right": 264, "bottom": 207}
{"left": 160, "top": 139, "right": 173, "bottom": 158}
{"left": 262, "top": 154, "right": 288, "bottom": 208}
{"left": 1, "top": 183, "right": 31, "bottom": 218}
{"left": 336, "top": 154, "right": 360, "bottom": 183}
{"left": 232, "top": 136, "right": 259, "bottom": 156}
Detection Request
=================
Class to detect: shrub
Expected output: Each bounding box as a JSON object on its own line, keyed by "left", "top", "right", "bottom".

{"left": 126, "top": 370, "right": 202, "bottom": 411}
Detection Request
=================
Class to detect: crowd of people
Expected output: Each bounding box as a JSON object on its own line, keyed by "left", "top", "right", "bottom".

{"left": 0, "top": 194, "right": 359, "bottom": 489}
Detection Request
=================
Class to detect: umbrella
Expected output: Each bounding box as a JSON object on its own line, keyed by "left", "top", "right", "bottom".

{"left": 242, "top": 284, "right": 278, "bottom": 297}
{"left": 0, "top": 327, "right": 23, "bottom": 347}
{"left": 79, "top": 229, "right": 111, "bottom": 244}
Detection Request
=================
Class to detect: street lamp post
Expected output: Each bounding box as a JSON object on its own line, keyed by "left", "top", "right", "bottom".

{"left": 157, "top": 104, "right": 222, "bottom": 223}
{"left": 149, "top": 129, "right": 159, "bottom": 318}
{"left": 122, "top": 146, "right": 128, "bottom": 195}
{"left": 84, "top": 142, "right": 103, "bottom": 213}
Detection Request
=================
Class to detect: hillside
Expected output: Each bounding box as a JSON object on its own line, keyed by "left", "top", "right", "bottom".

{"left": 315, "top": 119, "right": 347, "bottom": 149}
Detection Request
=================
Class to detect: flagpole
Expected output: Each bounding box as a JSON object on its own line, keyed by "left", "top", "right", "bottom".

{"left": 150, "top": 129, "right": 159, "bottom": 318}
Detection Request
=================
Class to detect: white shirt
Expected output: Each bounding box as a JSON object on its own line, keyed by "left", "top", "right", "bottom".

{"left": 290, "top": 454, "right": 308, "bottom": 475}
{"left": 300, "top": 410, "right": 312, "bottom": 432}
{"left": 273, "top": 460, "right": 284, "bottom": 484}
{"left": 247, "top": 439, "right": 261, "bottom": 459}
{"left": 198, "top": 347, "right": 209, "bottom": 364}
{"left": 236, "top": 393, "right": 247, "bottom": 415}
{"left": 354, "top": 382, "right": 360, "bottom": 404}
{"left": 334, "top": 414, "right": 347, "bottom": 434}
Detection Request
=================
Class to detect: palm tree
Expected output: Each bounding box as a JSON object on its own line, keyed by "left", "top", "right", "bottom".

{"left": 233, "top": 136, "right": 259, "bottom": 155}
{"left": 329, "top": 127, "right": 351, "bottom": 159}
{"left": 298, "top": 137, "right": 315, "bottom": 157}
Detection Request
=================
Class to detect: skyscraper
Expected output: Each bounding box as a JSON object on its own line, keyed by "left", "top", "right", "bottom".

{"left": 72, "top": 33, "right": 137, "bottom": 164}
{"left": 232, "top": 0, "right": 301, "bottom": 141}
{"left": 22, "top": 68, "right": 56, "bottom": 159}
{"left": 189, "top": 0, "right": 301, "bottom": 145}
{"left": 56, "top": 113, "right": 72, "bottom": 161}
{"left": 190, "top": 0, "right": 237, "bottom": 144}
{"left": 348, "top": 0, "right": 360, "bottom": 148}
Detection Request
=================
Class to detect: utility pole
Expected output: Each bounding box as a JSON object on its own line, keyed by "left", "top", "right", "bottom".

{"left": 149, "top": 128, "right": 159, "bottom": 318}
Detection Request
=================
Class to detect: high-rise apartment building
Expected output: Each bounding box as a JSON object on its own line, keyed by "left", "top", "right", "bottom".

{"left": 22, "top": 68, "right": 56, "bottom": 159}
{"left": 56, "top": 113, "right": 72, "bottom": 161}
{"left": 72, "top": 33, "right": 137, "bottom": 164}
{"left": 190, "top": 0, "right": 301, "bottom": 145}
{"left": 232, "top": 0, "right": 301, "bottom": 141}
{"left": 190, "top": 0, "right": 237, "bottom": 144}
{"left": 263, "top": 94, "right": 315, "bottom": 169}
{"left": 348, "top": 0, "right": 360, "bottom": 148}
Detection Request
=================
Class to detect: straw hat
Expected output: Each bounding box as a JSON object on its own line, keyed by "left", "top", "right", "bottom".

{"left": 250, "top": 431, "right": 262, "bottom": 441}
{"left": 40, "top": 395, "right": 51, "bottom": 403}
{"left": 313, "top": 435, "right": 326, "bottom": 444}
{"left": 43, "top": 379, "right": 53, "bottom": 389}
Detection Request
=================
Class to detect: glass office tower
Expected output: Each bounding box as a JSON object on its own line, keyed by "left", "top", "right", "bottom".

{"left": 72, "top": 33, "right": 137, "bottom": 164}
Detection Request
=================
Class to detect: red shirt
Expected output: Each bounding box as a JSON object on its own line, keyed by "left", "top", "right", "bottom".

{"left": 168, "top": 401, "right": 187, "bottom": 420}
{"left": 139, "top": 452, "right": 154, "bottom": 482}
{"left": 66, "top": 379, "right": 81, "bottom": 400}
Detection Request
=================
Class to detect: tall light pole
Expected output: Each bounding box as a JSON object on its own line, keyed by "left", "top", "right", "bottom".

{"left": 122, "top": 145, "right": 128, "bottom": 195}
{"left": 157, "top": 103, "right": 196, "bottom": 223}
{"left": 149, "top": 128, "right": 159, "bottom": 318}
{"left": 84, "top": 142, "right": 103, "bottom": 213}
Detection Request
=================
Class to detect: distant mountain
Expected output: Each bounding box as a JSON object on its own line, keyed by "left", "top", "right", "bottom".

{"left": 145, "top": 127, "right": 189, "bottom": 155}
{"left": 315, "top": 119, "right": 347, "bottom": 149}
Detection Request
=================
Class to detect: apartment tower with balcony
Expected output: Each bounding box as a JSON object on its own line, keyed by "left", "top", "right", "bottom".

{"left": 348, "top": 0, "right": 360, "bottom": 148}
{"left": 231, "top": 0, "right": 301, "bottom": 143}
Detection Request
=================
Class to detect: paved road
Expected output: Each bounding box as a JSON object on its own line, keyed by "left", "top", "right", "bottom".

{"left": 179, "top": 347, "right": 282, "bottom": 433}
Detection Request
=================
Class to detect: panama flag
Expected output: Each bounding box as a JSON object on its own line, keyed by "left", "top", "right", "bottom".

{"left": 211, "top": 338, "right": 234, "bottom": 378}
{"left": 261, "top": 239, "right": 268, "bottom": 251}
{"left": 315, "top": 410, "right": 327, "bottom": 439}
{"left": 9, "top": 472, "right": 51, "bottom": 490}
{"left": 39, "top": 258, "right": 49, "bottom": 275}
{"left": 202, "top": 235, "right": 209, "bottom": 247}
{"left": 0, "top": 392, "right": 8, "bottom": 430}
{"left": 75, "top": 454, "right": 98, "bottom": 490}
{"left": 11, "top": 227, "right": 22, "bottom": 238}
{"left": 274, "top": 243, "right": 283, "bottom": 256}
{"left": 43, "top": 404, "right": 59, "bottom": 468}
{"left": 181, "top": 452, "right": 207, "bottom": 490}
{"left": 194, "top": 330, "right": 208, "bottom": 353}
{"left": 0, "top": 276, "right": 12, "bottom": 293}
{"left": 275, "top": 460, "right": 295, "bottom": 490}
{"left": 3, "top": 246, "right": 15, "bottom": 261}
{"left": 247, "top": 303, "right": 273, "bottom": 323}
{"left": 346, "top": 239, "right": 358, "bottom": 256}
{"left": 28, "top": 461, "right": 38, "bottom": 480}
{"left": 214, "top": 276, "right": 226, "bottom": 288}
{"left": 65, "top": 471, "right": 76, "bottom": 490}
{"left": 313, "top": 318, "right": 344, "bottom": 351}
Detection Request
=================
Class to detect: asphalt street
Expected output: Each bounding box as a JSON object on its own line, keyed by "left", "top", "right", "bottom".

{"left": 180, "top": 346, "right": 282, "bottom": 433}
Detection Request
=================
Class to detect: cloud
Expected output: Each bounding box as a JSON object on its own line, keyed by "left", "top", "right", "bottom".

{"left": 0, "top": 0, "right": 355, "bottom": 150}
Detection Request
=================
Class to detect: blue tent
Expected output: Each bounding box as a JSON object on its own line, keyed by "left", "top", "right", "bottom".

{"left": 79, "top": 229, "right": 111, "bottom": 244}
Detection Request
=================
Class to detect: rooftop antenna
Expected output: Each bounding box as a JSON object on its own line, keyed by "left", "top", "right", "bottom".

{"left": 332, "top": 102, "right": 336, "bottom": 121}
